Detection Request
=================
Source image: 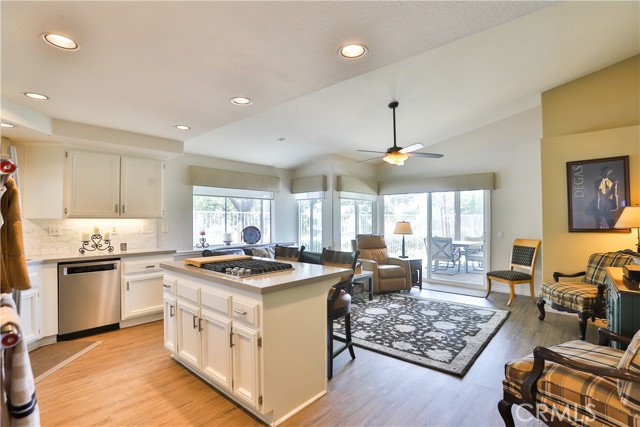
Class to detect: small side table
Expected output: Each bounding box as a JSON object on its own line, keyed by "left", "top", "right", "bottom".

{"left": 352, "top": 270, "right": 374, "bottom": 300}
{"left": 399, "top": 257, "right": 423, "bottom": 290}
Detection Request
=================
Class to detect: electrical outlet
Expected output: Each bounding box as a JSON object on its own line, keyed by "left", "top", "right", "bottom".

{"left": 48, "top": 224, "right": 62, "bottom": 236}
{"left": 142, "top": 224, "right": 156, "bottom": 234}
{"left": 161, "top": 223, "right": 169, "bottom": 233}
{"left": 111, "top": 226, "right": 118, "bottom": 235}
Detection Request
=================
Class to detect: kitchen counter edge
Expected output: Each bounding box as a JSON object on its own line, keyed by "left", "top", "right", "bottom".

{"left": 27, "top": 249, "right": 176, "bottom": 265}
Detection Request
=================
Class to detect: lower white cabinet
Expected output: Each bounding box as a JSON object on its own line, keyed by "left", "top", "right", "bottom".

{"left": 172, "top": 275, "right": 262, "bottom": 410}
{"left": 19, "top": 288, "right": 40, "bottom": 345}
{"left": 162, "top": 277, "right": 177, "bottom": 353}
{"left": 121, "top": 256, "right": 171, "bottom": 324}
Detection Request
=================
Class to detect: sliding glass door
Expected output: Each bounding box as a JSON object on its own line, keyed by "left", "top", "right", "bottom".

{"left": 427, "top": 190, "right": 488, "bottom": 286}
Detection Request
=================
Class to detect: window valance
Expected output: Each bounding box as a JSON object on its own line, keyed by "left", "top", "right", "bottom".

{"left": 336, "top": 176, "right": 378, "bottom": 195}
{"left": 188, "top": 166, "right": 280, "bottom": 192}
{"left": 378, "top": 172, "right": 495, "bottom": 195}
{"left": 291, "top": 175, "right": 326, "bottom": 194}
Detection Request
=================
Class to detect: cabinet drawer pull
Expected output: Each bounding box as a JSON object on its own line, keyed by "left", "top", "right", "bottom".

{"left": 115, "top": 204, "right": 118, "bottom": 213}
{"left": 169, "top": 305, "right": 174, "bottom": 317}
{"left": 126, "top": 281, "right": 130, "bottom": 291}
{"left": 145, "top": 265, "right": 156, "bottom": 269}
{"left": 122, "top": 205, "right": 126, "bottom": 213}
{"left": 234, "top": 309, "right": 247, "bottom": 316}
{"left": 163, "top": 284, "right": 171, "bottom": 288}
{"left": 230, "top": 331, "right": 234, "bottom": 348}
{"left": 192, "top": 315, "right": 198, "bottom": 329}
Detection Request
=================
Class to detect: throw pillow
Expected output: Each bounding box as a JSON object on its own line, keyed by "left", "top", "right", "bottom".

{"left": 251, "top": 247, "right": 275, "bottom": 259}
{"left": 617, "top": 329, "right": 640, "bottom": 413}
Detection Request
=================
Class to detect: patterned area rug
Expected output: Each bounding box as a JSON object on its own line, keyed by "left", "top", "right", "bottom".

{"left": 334, "top": 293, "right": 509, "bottom": 376}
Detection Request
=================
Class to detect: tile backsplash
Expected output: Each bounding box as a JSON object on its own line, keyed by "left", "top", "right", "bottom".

{"left": 23, "top": 218, "right": 158, "bottom": 258}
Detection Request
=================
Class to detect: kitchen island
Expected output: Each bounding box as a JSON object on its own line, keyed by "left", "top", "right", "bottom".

{"left": 160, "top": 259, "right": 346, "bottom": 426}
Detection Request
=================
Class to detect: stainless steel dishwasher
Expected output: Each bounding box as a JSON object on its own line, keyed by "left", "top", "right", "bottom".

{"left": 58, "top": 259, "right": 121, "bottom": 340}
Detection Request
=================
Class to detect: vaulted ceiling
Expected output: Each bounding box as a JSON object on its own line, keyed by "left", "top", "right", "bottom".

{"left": 2, "top": 1, "right": 639, "bottom": 169}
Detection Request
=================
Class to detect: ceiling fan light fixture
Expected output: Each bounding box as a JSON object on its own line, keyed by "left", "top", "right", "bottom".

{"left": 383, "top": 152, "right": 408, "bottom": 166}
{"left": 42, "top": 33, "right": 79, "bottom": 50}
{"left": 174, "top": 125, "right": 190, "bottom": 130}
{"left": 338, "top": 44, "right": 367, "bottom": 59}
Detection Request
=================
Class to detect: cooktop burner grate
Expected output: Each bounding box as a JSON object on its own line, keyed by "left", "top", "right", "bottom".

{"left": 201, "top": 259, "right": 294, "bottom": 277}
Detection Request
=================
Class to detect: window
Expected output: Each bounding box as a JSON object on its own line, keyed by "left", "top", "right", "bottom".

{"left": 193, "top": 187, "right": 272, "bottom": 247}
{"left": 298, "top": 198, "right": 323, "bottom": 253}
{"left": 383, "top": 194, "right": 428, "bottom": 256}
{"left": 340, "top": 198, "right": 374, "bottom": 251}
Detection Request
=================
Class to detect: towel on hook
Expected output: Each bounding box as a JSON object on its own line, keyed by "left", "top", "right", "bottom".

{"left": 0, "top": 295, "right": 39, "bottom": 426}
{"left": 1, "top": 177, "right": 31, "bottom": 293}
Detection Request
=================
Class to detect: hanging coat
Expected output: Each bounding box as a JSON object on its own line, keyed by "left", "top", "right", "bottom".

{"left": 1, "top": 176, "right": 31, "bottom": 293}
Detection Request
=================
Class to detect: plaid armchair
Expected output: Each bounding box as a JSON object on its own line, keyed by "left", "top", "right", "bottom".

{"left": 499, "top": 328, "right": 640, "bottom": 427}
{"left": 537, "top": 252, "right": 636, "bottom": 340}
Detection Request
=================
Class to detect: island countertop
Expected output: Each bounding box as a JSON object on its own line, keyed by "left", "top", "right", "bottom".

{"left": 160, "top": 259, "right": 347, "bottom": 294}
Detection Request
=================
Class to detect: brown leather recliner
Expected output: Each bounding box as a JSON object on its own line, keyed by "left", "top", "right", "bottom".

{"left": 355, "top": 234, "right": 411, "bottom": 293}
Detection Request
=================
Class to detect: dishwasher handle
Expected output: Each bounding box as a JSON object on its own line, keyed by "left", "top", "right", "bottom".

{"left": 63, "top": 262, "right": 119, "bottom": 275}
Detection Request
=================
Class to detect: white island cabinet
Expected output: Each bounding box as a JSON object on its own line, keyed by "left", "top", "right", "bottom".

{"left": 161, "top": 260, "right": 346, "bottom": 426}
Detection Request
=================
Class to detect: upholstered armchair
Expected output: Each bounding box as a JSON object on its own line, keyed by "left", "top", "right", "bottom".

{"left": 499, "top": 328, "right": 640, "bottom": 427}
{"left": 537, "top": 251, "right": 635, "bottom": 340}
{"left": 355, "top": 234, "right": 411, "bottom": 293}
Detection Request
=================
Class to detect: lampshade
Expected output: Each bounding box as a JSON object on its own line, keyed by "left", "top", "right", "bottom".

{"left": 394, "top": 221, "right": 413, "bottom": 235}
{"left": 615, "top": 206, "right": 640, "bottom": 229}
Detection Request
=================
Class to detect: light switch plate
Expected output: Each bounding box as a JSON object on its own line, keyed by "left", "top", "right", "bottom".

{"left": 142, "top": 223, "right": 156, "bottom": 234}
{"left": 48, "top": 224, "right": 62, "bottom": 236}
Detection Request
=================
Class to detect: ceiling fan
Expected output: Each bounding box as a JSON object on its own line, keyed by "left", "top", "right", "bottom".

{"left": 357, "top": 101, "right": 443, "bottom": 166}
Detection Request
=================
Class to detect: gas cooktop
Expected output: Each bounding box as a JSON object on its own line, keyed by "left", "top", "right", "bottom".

{"left": 201, "top": 259, "right": 294, "bottom": 277}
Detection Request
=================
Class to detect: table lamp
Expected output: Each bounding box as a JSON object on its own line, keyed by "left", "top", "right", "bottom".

{"left": 615, "top": 205, "right": 640, "bottom": 253}
{"left": 394, "top": 221, "right": 413, "bottom": 258}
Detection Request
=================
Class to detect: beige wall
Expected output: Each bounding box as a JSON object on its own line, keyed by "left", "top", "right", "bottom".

{"left": 541, "top": 55, "right": 640, "bottom": 280}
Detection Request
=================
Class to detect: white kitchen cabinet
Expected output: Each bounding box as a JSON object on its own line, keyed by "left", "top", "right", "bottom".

{"left": 176, "top": 298, "right": 201, "bottom": 371}
{"left": 120, "top": 157, "right": 164, "bottom": 218}
{"left": 66, "top": 150, "right": 120, "bottom": 218}
{"left": 162, "top": 277, "right": 177, "bottom": 353}
{"left": 19, "top": 288, "right": 40, "bottom": 345}
{"left": 22, "top": 145, "right": 164, "bottom": 219}
{"left": 231, "top": 321, "right": 260, "bottom": 408}
{"left": 121, "top": 257, "right": 170, "bottom": 326}
{"left": 201, "top": 308, "right": 233, "bottom": 390}
{"left": 172, "top": 276, "right": 262, "bottom": 410}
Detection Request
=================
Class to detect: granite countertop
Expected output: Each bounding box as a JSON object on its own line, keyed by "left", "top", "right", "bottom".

{"left": 27, "top": 248, "right": 176, "bottom": 265}
{"left": 161, "top": 260, "right": 346, "bottom": 295}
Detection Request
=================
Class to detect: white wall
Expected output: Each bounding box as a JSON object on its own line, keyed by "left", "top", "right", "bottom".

{"left": 158, "top": 153, "right": 296, "bottom": 252}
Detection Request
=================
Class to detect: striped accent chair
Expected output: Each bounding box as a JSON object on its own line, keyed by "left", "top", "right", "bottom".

{"left": 537, "top": 252, "right": 636, "bottom": 340}
{"left": 499, "top": 328, "right": 640, "bottom": 427}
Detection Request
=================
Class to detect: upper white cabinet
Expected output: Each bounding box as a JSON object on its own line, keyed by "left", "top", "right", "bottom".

{"left": 22, "top": 145, "right": 164, "bottom": 219}
{"left": 66, "top": 150, "right": 120, "bottom": 218}
{"left": 120, "top": 157, "right": 164, "bottom": 218}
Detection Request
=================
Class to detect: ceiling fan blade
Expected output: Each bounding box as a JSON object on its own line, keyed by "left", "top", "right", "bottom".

{"left": 357, "top": 149, "right": 386, "bottom": 154}
{"left": 356, "top": 156, "right": 384, "bottom": 163}
{"left": 407, "top": 152, "right": 444, "bottom": 159}
{"left": 399, "top": 143, "right": 424, "bottom": 154}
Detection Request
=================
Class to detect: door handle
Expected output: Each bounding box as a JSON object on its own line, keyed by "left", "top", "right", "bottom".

{"left": 169, "top": 305, "right": 174, "bottom": 317}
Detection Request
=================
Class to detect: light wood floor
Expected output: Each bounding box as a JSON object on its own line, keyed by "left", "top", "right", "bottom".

{"left": 35, "top": 288, "right": 599, "bottom": 426}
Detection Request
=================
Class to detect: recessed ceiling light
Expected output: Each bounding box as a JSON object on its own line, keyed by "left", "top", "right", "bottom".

{"left": 230, "top": 97, "right": 253, "bottom": 106}
{"left": 277, "top": 137, "right": 286, "bottom": 142}
{"left": 41, "top": 33, "right": 79, "bottom": 50}
{"left": 1, "top": 122, "right": 16, "bottom": 128}
{"left": 338, "top": 44, "right": 368, "bottom": 59}
{"left": 24, "top": 92, "right": 49, "bottom": 100}
{"left": 174, "top": 125, "right": 190, "bottom": 130}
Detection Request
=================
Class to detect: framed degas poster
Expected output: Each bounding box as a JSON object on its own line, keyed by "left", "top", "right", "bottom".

{"left": 566, "top": 156, "right": 630, "bottom": 232}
